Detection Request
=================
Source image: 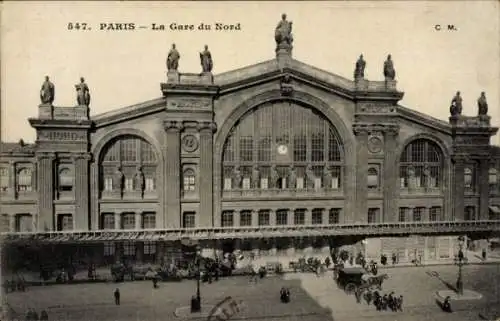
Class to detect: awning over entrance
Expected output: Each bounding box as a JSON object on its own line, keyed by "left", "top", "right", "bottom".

{"left": 489, "top": 206, "right": 500, "bottom": 214}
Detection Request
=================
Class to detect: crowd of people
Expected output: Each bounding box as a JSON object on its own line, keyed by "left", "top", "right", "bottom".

{"left": 355, "top": 289, "right": 404, "bottom": 312}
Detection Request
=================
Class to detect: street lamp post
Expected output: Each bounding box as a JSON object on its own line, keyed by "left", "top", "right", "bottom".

{"left": 454, "top": 235, "right": 467, "bottom": 296}
{"left": 196, "top": 246, "right": 201, "bottom": 305}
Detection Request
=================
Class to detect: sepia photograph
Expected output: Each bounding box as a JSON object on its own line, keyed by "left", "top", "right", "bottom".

{"left": 1, "top": 1, "right": 499, "bottom": 320}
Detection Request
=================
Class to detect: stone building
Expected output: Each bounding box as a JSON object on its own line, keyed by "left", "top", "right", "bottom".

{"left": 1, "top": 17, "right": 500, "bottom": 266}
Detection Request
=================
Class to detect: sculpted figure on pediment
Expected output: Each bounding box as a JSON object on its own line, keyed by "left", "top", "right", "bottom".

{"left": 270, "top": 165, "right": 279, "bottom": 188}
{"left": 233, "top": 166, "right": 242, "bottom": 189}
{"left": 383, "top": 54, "right": 396, "bottom": 80}
{"left": 40, "top": 76, "right": 55, "bottom": 105}
{"left": 275, "top": 13, "right": 293, "bottom": 47}
{"left": 251, "top": 165, "right": 260, "bottom": 189}
{"left": 354, "top": 55, "right": 366, "bottom": 79}
{"left": 134, "top": 166, "right": 145, "bottom": 193}
{"left": 76, "top": 77, "right": 91, "bottom": 106}
{"left": 113, "top": 166, "right": 124, "bottom": 192}
{"left": 288, "top": 166, "right": 297, "bottom": 189}
{"left": 305, "top": 165, "right": 316, "bottom": 188}
{"left": 478, "top": 92, "right": 488, "bottom": 116}
{"left": 199, "top": 45, "right": 213, "bottom": 73}
{"left": 450, "top": 91, "right": 463, "bottom": 116}
{"left": 323, "top": 166, "right": 333, "bottom": 189}
{"left": 167, "top": 43, "right": 180, "bottom": 71}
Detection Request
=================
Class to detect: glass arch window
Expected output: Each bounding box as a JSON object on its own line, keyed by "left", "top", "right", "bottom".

{"left": 99, "top": 135, "right": 158, "bottom": 195}
{"left": 221, "top": 101, "right": 344, "bottom": 192}
{"left": 17, "top": 168, "right": 32, "bottom": 192}
{"left": 399, "top": 139, "right": 443, "bottom": 190}
{"left": 58, "top": 168, "right": 74, "bottom": 192}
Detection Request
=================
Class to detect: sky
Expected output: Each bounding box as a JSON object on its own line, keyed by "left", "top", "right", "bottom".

{"left": 1, "top": 1, "right": 499, "bottom": 144}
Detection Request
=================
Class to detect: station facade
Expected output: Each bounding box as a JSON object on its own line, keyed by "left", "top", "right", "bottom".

{"left": 2, "top": 26, "right": 500, "bottom": 266}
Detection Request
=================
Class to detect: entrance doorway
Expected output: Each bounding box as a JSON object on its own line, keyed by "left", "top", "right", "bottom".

{"left": 222, "top": 240, "right": 235, "bottom": 255}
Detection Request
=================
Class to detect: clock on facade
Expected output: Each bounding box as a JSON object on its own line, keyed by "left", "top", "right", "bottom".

{"left": 181, "top": 135, "right": 199, "bottom": 153}
{"left": 277, "top": 144, "right": 288, "bottom": 155}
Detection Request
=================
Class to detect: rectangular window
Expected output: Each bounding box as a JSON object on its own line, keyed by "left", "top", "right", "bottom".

{"left": 183, "top": 174, "right": 196, "bottom": 191}
{"left": 0, "top": 168, "right": 9, "bottom": 191}
{"left": 104, "top": 177, "right": 113, "bottom": 191}
{"left": 121, "top": 213, "right": 135, "bottom": 229}
{"left": 144, "top": 241, "right": 156, "bottom": 255}
{"left": 123, "top": 241, "right": 136, "bottom": 256}
{"left": 413, "top": 207, "right": 424, "bottom": 221}
{"left": 16, "top": 214, "right": 33, "bottom": 232}
{"left": 260, "top": 178, "right": 268, "bottom": 190}
{"left": 0, "top": 215, "right": 10, "bottom": 232}
{"left": 276, "top": 209, "right": 288, "bottom": 225}
{"left": 239, "top": 210, "right": 252, "bottom": 226}
{"left": 223, "top": 178, "right": 232, "bottom": 190}
{"left": 293, "top": 135, "right": 307, "bottom": 162}
{"left": 296, "top": 177, "right": 304, "bottom": 189}
{"left": 464, "top": 206, "right": 476, "bottom": 221}
{"left": 294, "top": 209, "right": 305, "bottom": 225}
{"left": 121, "top": 139, "right": 138, "bottom": 162}
{"left": 398, "top": 208, "right": 408, "bottom": 222}
{"left": 311, "top": 209, "right": 323, "bottom": 225}
{"left": 367, "top": 208, "right": 379, "bottom": 223}
{"left": 258, "top": 210, "right": 270, "bottom": 226}
{"left": 221, "top": 211, "right": 234, "bottom": 227}
{"left": 104, "top": 242, "right": 115, "bottom": 256}
{"left": 145, "top": 178, "right": 155, "bottom": 191}
{"left": 311, "top": 133, "right": 324, "bottom": 162}
{"left": 125, "top": 178, "right": 134, "bottom": 191}
{"left": 58, "top": 169, "right": 74, "bottom": 192}
{"left": 331, "top": 176, "right": 339, "bottom": 189}
{"left": 142, "top": 212, "right": 156, "bottom": 229}
{"left": 183, "top": 212, "right": 196, "bottom": 228}
{"left": 329, "top": 208, "right": 341, "bottom": 224}
{"left": 58, "top": 214, "right": 73, "bottom": 231}
{"left": 17, "top": 169, "right": 32, "bottom": 192}
{"left": 242, "top": 178, "right": 251, "bottom": 190}
{"left": 258, "top": 136, "right": 272, "bottom": 162}
{"left": 314, "top": 178, "right": 322, "bottom": 190}
{"left": 102, "top": 213, "right": 115, "bottom": 229}
{"left": 429, "top": 207, "right": 441, "bottom": 221}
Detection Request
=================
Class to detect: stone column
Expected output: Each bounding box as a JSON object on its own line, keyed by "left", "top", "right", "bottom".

{"left": 478, "top": 158, "right": 490, "bottom": 220}
{"left": 269, "top": 209, "right": 276, "bottom": 226}
{"left": 383, "top": 127, "right": 399, "bottom": 222}
{"left": 304, "top": 209, "right": 311, "bottom": 225}
{"left": 287, "top": 209, "right": 294, "bottom": 225}
{"left": 114, "top": 213, "right": 121, "bottom": 230}
{"left": 74, "top": 153, "right": 91, "bottom": 231}
{"left": 452, "top": 156, "right": 465, "bottom": 220}
{"left": 408, "top": 207, "right": 414, "bottom": 222}
{"left": 353, "top": 126, "right": 369, "bottom": 223}
{"left": 135, "top": 212, "right": 142, "bottom": 230}
{"left": 7, "top": 161, "right": 15, "bottom": 198}
{"left": 269, "top": 238, "right": 277, "bottom": 256}
{"left": 90, "top": 162, "right": 99, "bottom": 230}
{"left": 164, "top": 121, "right": 183, "bottom": 228}
{"left": 423, "top": 207, "right": 430, "bottom": 222}
{"left": 252, "top": 210, "right": 258, "bottom": 226}
{"left": 198, "top": 122, "right": 217, "bottom": 227}
{"left": 234, "top": 211, "right": 240, "bottom": 227}
{"left": 322, "top": 209, "right": 328, "bottom": 225}
{"left": 36, "top": 153, "right": 55, "bottom": 231}
{"left": 9, "top": 214, "right": 16, "bottom": 232}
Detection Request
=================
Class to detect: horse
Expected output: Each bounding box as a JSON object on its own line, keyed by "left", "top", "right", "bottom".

{"left": 366, "top": 273, "right": 389, "bottom": 290}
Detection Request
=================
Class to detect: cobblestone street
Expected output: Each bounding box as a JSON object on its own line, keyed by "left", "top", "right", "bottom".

{"left": 6, "top": 264, "right": 500, "bottom": 321}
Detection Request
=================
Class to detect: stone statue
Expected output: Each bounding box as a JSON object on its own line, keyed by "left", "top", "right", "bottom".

{"left": 113, "top": 166, "right": 124, "bottom": 192}
{"left": 270, "top": 165, "right": 279, "bottom": 188}
{"left": 383, "top": 54, "right": 396, "bottom": 80}
{"left": 134, "top": 166, "right": 145, "bottom": 192}
{"left": 199, "top": 45, "right": 213, "bottom": 73}
{"left": 233, "top": 166, "right": 242, "bottom": 189}
{"left": 275, "top": 13, "right": 293, "bottom": 47}
{"left": 423, "top": 165, "right": 431, "bottom": 188}
{"left": 40, "top": 76, "right": 55, "bottom": 105}
{"left": 251, "top": 165, "right": 260, "bottom": 189}
{"left": 167, "top": 43, "right": 180, "bottom": 71}
{"left": 75, "top": 77, "right": 91, "bottom": 106}
{"left": 305, "top": 165, "right": 316, "bottom": 188}
{"left": 354, "top": 55, "right": 366, "bottom": 80}
{"left": 288, "top": 166, "right": 297, "bottom": 189}
{"left": 323, "top": 166, "right": 332, "bottom": 189}
{"left": 450, "top": 91, "right": 463, "bottom": 116}
{"left": 478, "top": 92, "right": 488, "bottom": 116}
{"left": 407, "top": 166, "right": 416, "bottom": 189}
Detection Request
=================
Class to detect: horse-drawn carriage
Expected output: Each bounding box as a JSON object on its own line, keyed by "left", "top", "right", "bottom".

{"left": 335, "top": 267, "right": 388, "bottom": 295}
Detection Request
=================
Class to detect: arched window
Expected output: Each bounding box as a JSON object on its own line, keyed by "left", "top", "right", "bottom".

{"left": 221, "top": 102, "right": 344, "bottom": 195}
{"left": 16, "top": 168, "right": 32, "bottom": 192}
{"left": 58, "top": 168, "right": 73, "bottom": 192}
{"left": 367, "top": 167, "right": 379, "bottom": 190}
{"left": 0, "top": 167, "right": 9, "bottom": 192}
{"left": 99, "top": 135, "right": 158, "bottom": 197}
{"left": 399, "top": 139, "right": 443, "bottom": 190}
{"left": 183, "top": 169, "right": 196, "bottom": 192}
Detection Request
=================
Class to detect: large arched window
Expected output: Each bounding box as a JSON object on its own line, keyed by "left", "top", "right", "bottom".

{"left": 222, "top": 101, "right": 344, "bottom": 194}
{"left": 99, "top": 135, "right": 158, "bottom": 197}
{"left": 399, "top": 139, "right": 443, "bottom": 190}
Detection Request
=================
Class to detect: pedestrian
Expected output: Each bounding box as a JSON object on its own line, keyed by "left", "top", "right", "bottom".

{"left": 40, "top": 310, "right": 49, "bottom": 320}
{"left": 32, "top": 309, "right": 39, "bottom": 320}
{"left": 398, "top": 295, "right": 404, "bottom": 312}
{"left": 388, "top": 292, "right": 395, "bottom": 311}
{"left": 382, "top": 294, "right": 388, "bottom": 310}
{"left": 355, "top": 289, "right": 362, "bottom": 304}
{"left": 392, "top": 253, "right": 397, "bottom": 266}
{"left": 114, "top": 288, "right": 120, "bottom": 305}
{"left": 364, "top": 289, "right": 372, "bottom": 305}
{"left": 482, "top": 248, "right": 487, "bottom": 260}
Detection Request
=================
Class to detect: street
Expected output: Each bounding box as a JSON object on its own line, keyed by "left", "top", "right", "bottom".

{"left": 5, "top": 264, "right": 500, "bottom": 321}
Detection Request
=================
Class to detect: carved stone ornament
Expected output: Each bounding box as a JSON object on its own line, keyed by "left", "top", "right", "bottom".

{"left": 368, "top": 136, "right": 384, "bottom": 154}
{"left": 182, "top": 134, "right": 199, "bottom": 153}
{"left": 167, "top": 98, "right": 211, "bottom": 109}
{"left": 359, "top": 104, "right": 396, "bottom": 113}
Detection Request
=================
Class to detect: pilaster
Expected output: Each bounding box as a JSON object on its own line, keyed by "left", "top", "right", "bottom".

{"left": 304, "top": 209, "right": 311, "bottom": 225}
{"left": 269, "top": 209, "right": 276, "bottom": 226}
{"left": 36, "top": 152, "right": 55, "bottom": 231}
{"left": 452, "top": 156, "right": 466, "bottom": 220}
{"left": 8, "top": 161, "right": 15, "bottom": 198}
{"left": 198, "top": 121, "right": 217, "bottom": 227}
{"left": 234, "top": 210, "right": 240, "bottom": 227}
{"left": 478, "top": 158, "right": 490, "bottom": 220}
{"left": 251, "top": 210, "right": 258, "bottom": 227}
{"left": 353, "top": 125, "right": 369, "bottom": 223}
{"left": 9, "top": 214, "right": 16, "bottom": 232}
{"left": 114, "top": 213, "right": 121, "bottom": 230}
{"left": 73, "top": 153, "right": 91, "bottom": 231}
{"left": 383, "top": 126, "right": 399, "bottom": 222}
{"left": 164, "top": 120, "right": 183, "bottom": 228}
{"left": 135, "top": 212, "right": 142, "bottom": 230}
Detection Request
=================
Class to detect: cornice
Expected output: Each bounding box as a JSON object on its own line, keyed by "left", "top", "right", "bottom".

{"left": 35, "top": 152, "right": 56, "bottom": 160}
{"left": 164, "top": 120, "right": 183, "bottom": 132}
{"left": 197, "top": 121, "right": 217, "bottom": 133}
